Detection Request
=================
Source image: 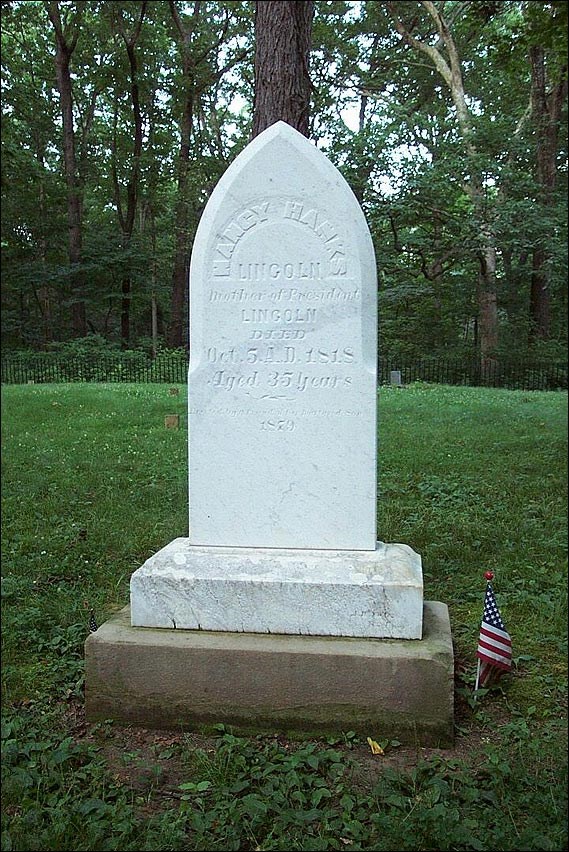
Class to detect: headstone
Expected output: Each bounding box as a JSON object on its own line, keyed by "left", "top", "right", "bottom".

{"left": 390, "top": 370, "right": 402, "bottom": 387}
{"left": 188, "top": 121, "right": 377, "bottom": 550}
{"left": 130, "top": 122, "right": 423, "bottom": 639}
{"left": 90, "top": 124, "right": 453, "bottom": 741}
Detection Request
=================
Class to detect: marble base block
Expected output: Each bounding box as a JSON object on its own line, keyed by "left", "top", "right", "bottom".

{"left": 130, "top": 538, "right": 423, "bottom": 639}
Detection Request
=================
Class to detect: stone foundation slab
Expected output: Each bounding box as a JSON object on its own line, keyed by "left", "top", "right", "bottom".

{"left": 85, "top": 601, "right": 453, "bottom": 747}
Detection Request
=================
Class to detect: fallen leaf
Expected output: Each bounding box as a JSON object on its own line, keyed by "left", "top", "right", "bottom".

{"left": 367, "top": 737, "right": 384, "bottom": 755}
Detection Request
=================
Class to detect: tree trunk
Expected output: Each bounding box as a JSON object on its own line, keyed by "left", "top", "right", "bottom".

{"left": 144, "top": 81, "right": 161, "bottom": 358}
{"left": 46, "top": 2, "right": 86, "bottom": 337}
{"left": 117, "top": 4, "right": 146, "bottom": 349}
{"left": 529, "top": 245, "right": 550, "bottom": 341}
{"left": 528, "top": 46, "right": 567, "bottom": 343}
{"left": 147, "top": 205, "right": 160, "bottom": 358}
{"left": 56, "top": 44, "right": 85, "bottom": 337}
{"left": 252, "top": 0, "right": 314, "bottom": 138}
{"left": 478, "top": 244, "right": 498, "bottom": 365}
{"left": 119, "top": 38, "right": 143, "bottom": 348}
{"left": 167, "top": 90, "right": 192, "bottom": 349}
{"left": 36, "top": 154, "right": 53, "bottom": 345}
{"left": 167, "top": 0, "right": 244, "bottom": 349}
{"left": 166, "top": 0, "right": 198, "bottom": 350}
{"left": 151, "top": 291, "right": 159, "bottom": 358}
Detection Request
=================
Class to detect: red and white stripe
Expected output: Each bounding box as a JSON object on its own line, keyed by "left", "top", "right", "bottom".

{"left": 477, "top": 623, "right": 512, "bottom": 670}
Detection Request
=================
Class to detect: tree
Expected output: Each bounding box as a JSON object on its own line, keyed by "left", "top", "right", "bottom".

{"left": 167, "top": 0, "right": 250, "bottom": 349}
{"left": 1, "top": 0, "right": 566, "bottom": 359}
{"left": 252, "top": 0, "right": 314, "bottom": 138}
{"left": 45, "top": 0, "right": 87, "bottom": 337}
{"left": 526, "top": 3, "right": 568, "bottom": 343}
{"left": 386, "top": 1, "right": 501, "bottom": 362}
{"left": 1, "top": 1, "right": 64, "bottom": 346}
{"left": 108, "top": 0, "right": 148, "bottom": 348}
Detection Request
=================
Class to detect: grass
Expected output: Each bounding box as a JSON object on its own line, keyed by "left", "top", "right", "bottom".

{"left": 1, "top": 381, "right": 567, "bottom": 851}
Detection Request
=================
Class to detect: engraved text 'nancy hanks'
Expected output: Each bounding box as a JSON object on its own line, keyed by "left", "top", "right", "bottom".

{"left": 212, "top": 200, "right": 347, "bottom": 277}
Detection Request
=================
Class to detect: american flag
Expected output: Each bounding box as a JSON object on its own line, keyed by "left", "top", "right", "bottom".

{"left": 476, "top": 582, "right": 512, "bottom": 689}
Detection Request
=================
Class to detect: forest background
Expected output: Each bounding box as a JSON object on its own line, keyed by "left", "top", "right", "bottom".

{"left": 1, "top": 0, "right": 567, "bottom": 364}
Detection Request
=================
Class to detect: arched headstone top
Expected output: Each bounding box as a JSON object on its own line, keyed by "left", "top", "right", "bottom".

{"left": 195, "top": 120, "right": 372, "bottom": 237}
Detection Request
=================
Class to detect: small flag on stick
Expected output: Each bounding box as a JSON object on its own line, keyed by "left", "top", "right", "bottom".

{"left": 475, "top": 572, "right": 512, "bottom": 694}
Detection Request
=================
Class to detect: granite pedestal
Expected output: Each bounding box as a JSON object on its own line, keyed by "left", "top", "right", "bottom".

{"left": 85, "top": 601, "right": 454, "bottom": 746}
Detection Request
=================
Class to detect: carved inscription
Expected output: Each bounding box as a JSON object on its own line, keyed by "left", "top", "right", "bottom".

{"left": 212, "top": 199, "right": 347, "bottom": 278}
{"left": 241, "top": 308, "right": 317, "bottom": 324}
{"left": 209, "top": 287, "right": 359, "bottom": 302}
{"left": 195, "top": 197, "right": 364, "bottom": 426}
{"left": 208, "top": 371, "right": 352, "bottom": 393}
{"left": 282, "top": 201, "right": 347, "bottom": 275}
{"left": 239, "top": 261, "right": 322, "bottom": 280}
{"left": 212, "top": 202, "right": 270, "bottom": 276}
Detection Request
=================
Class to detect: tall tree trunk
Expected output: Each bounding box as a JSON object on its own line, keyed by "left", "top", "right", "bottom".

{"left": 167, "top": 86, "right": 192, "bottom": 350}
{"left": 167, "top": 0, "right": 199, "bottom": 349}
{"left": 428, "top": 211, "right": 444, "bottom": 330}
{"left": 529, "top": 246, "right": 550, "bottom": 341}
{"left": 151, "top": 290, "right": 159, "bottom": 358}
{"left": 477, "top": 244, "right": 498, "bottom": 365}
{"left": 144, "top": 82, "right": 161, "bottom": 358}
{"left": 528, "top": 46, "right": 567, "bottom": 343}
{"left": 36, "top": 153, "right": 53, "bottom": 345}
{"left": 167, "top": 1, "right": 243, "bottom": 348}
{"left": 114, "top": 3, "right": 146, "bottom": 348}
{"left": 252, "top": 0, "right": 314, "bottom": 138}
{"left": 46, "top": 1, "right": 86, "bottom": 337}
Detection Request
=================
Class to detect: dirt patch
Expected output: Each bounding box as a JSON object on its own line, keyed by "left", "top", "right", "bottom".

{"left": 64, "top": 674, "right": 511, "bottom": 813}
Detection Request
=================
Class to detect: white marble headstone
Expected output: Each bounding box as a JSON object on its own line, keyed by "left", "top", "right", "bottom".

{"left": 130, "top": 121, "right": 424, "bottom": 639}
{"left": 188, "top": 121, "right": 377, "bottom": 550}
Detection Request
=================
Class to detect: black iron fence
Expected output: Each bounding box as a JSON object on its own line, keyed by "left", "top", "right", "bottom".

{"left": 0, "top": 351, "right": 189, "bottom": 385}
{"left": 1, "top": 351, "right": 567, "bottom": 391}
{"left": 378, "top": 354, "right": 567, "bottom": 391}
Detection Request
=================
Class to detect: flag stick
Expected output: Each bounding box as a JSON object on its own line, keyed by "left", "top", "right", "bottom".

{"left": 474, "top": 658, "right": 481, "bottom": 697}
{"left": 474, "top": 570, "right": 494, "bottom": 702}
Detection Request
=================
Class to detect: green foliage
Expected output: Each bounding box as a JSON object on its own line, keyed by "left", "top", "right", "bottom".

{"left": 2, "top": 716, "right": 567, "bottom": 850}
{"left": 1, "top": 708, "right": 187, "bottom": 851}
{"left": 1, "top": 0, "right": 253, "bottom": 350}
{"left": 172, "top": 729, "right": 568, "bottom": 851}
{"left": 1, "top": 339, "right": 189, "bottom": 383}
{"left": 1, "top": 1, "right": 567, "bottom": 356}
{"left": 1, "top": 383, "right": 567, "bottom": 850}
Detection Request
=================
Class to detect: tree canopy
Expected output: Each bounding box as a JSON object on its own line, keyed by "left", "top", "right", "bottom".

{"left": 1, "top": 0, "right": 567, "bottom": 360}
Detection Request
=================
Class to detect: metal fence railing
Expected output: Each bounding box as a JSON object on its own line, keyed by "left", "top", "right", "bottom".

{"left": 1, "top": 351, "right": 567, "bottom": 391}
{"left": 0, "top": 352, "right": 188, "bottom": 385}
{"left": 377, "top": 354, "right": 567, "bottom": 392}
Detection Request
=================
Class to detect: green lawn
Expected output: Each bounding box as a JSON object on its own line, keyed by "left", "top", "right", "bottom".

{"left": 1, "top": 382, "right": 567, "bottom": 851}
